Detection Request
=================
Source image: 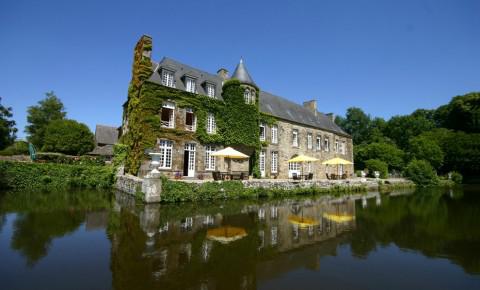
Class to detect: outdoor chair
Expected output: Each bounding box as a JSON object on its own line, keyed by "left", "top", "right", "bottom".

{"left": 308, "top": 173, "right": 313, "bottom": 180}
{"left": 326, "top": 173, "right": 331, "bottom": 180}
{"left": 292, "top": 173, "right": 300, "bottom": 180}
{"left": 212, "top": 171, "right": 221, "bottom": 181}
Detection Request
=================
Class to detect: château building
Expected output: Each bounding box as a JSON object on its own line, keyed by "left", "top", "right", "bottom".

{"left": 121, "top": 35, "right": 353, "bottom": 179}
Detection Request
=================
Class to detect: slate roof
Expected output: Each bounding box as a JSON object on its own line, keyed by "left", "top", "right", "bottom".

{"left": 146, "top": 57, "right": 348, "bottom": 136}
{"left": 95, "top": 125, "right": 119, "bottom": 145}
{"left": 231, "top": 59, "right": 256, "bottom": 86}
{"left": 89, "top": 145, "right": 114, "bottom": 156}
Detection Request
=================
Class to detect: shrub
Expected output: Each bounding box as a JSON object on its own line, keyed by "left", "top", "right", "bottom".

{"left": 0, "top": 160, "right": 114, "bottom": 191}
{"left": 449, "top": 171, "right": 463, "bottom": 184}
{"left": 35, "top": 152, "right": 105, "bottom": 166}
{"left": 42, "top": 119, "right": 94, "bottom": 155}
{"left": 113, "top": 144, "right": 128, "bottom": 167}
{"left": 364, "top": 159, "right": 388, "bottom": 179}
{"left": 404, "top": 159, "right": 439, "bottom": 186}
{"left": 0, "top": 141, "right": 29, "bottom": 156}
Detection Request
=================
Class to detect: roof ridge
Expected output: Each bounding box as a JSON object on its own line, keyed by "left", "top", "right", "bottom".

{"left": 161, "top": 57, "right": 221, "bottom": 80}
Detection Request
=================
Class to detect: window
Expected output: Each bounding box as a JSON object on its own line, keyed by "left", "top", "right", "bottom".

{"left": 271, "top": 151, "right": 278, "bottom": 173}
{"left": 185, "top": 108, "right": 196, "bottom": 131}
{"left": 307, "top": 161, "right": 312, "bottom": 173}
{"left": 289, "top": 162, "right": 300, "bottom": 171}
{"left": 324, "top": 137, "right": 330, "bottom": 152}
{"left": 307, "top": 133, "right": 313, "bottom": 150}
{"left": 161, "top": 102, "right": 175, "bottom": 128}
{"left": 292, "top": 129, "right": 299, "bottom": 147}
{"left": 161, "top": 70, "right": 174, "bottom": 87}
{"left": 206, "top": 83, "right": 215, "bottom": 98}
{"left": 158, "top": 140, "right": 173, "bottom": 169}
{"left": 259, "top": 150, "right": 266, "bottom": 177}
{"left": 205, "top": 145, "right": 216, "bottom": 170}
{"left": 316, "top": 136, "right": 321, "bottom": 151}
{"left": 185, "top": 77, "right": 196, "bottom": 93}
{"left": 206, "top": 113, "right": 216, "bottom": 134}
{"left": 259, "top": 123, "right": 266, "bottom": 141}
{"left": 244, "top": 89, "right": 255, "bottom": 104}
{"left": 271, "top": 125, "right": 278, "bottom": 144}
{"left": 341, "top": 141, "right": 346, "bottom": 155}
{"left": 335, "top": 139, "right": 339, "bottom": 153}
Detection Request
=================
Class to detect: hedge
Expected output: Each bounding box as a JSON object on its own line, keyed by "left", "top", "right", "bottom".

{"left": 0, "top": 161, "right": 115, "bottom": 191}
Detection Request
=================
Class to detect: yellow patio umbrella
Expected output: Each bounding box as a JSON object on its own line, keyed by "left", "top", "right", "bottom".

{"left": 288, "top": 155, "right": 319, "bottom": 178}
{"left": 211, "top": 147, "right": 249, "bottom": 172}
{"left": 323, "top": 212, "right": 355, "bottom": 223}
{"left": 322, "top": 157, "right": 353, "bottom": 178}
{"left": 288, "top": 215, "right": 319, "bottom": 228}
{"left": 207, "top": 226, "right": 247, "bottom": 244}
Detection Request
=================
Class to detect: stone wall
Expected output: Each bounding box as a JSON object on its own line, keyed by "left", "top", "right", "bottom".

{"left": 115, "top": 173, "right": 143, "bottom": 195}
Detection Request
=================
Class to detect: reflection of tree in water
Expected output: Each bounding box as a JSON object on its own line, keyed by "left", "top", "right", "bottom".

{"left": 11, "top": 211, "right": 85, "bottom": 266}
{"left": 351, "top": 186, "right": 480, "bottom": 274}
{"left": 0, "top": 214, "right": 6, "bottom": 233}
{"left": 0, "top": 190, "right": 112, "bottom": 267}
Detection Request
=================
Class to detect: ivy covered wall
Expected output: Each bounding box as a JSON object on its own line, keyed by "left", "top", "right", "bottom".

{"left": 120, "top": 36, "right": 278, "bottom": 176}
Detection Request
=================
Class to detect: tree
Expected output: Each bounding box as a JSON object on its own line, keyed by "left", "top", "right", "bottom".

{"left": 383, "top": 114, "right": 435, "bottom": 149}
{"left": 364, "top": 159, "right": 388, "bottom": 178}
{"left": 404, "top": 159, "right": 439, "bottom": 186}
{"left": 408, "top": 135, "right": 444, "bottom": 170}
{"left": 25, "top": 92, "right": 66, "bottom": 148}
{"left": 434, "top": 92, "right": 480, "bottom": 133}
{"left": 355, "top": 142, "right": 405, "bottom": 171}
{"left": 0, "top": 97, "right": 17, "bottom": 150}
{"left": 335, "top": 107, "right": 372, "bottom": 145}
{"left": 42, "top": 119, "right": 94, "bottom": 155}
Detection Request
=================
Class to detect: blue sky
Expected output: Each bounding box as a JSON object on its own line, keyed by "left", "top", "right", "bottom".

{"left": 1, "top": 0, "right": 479, "bottom": 138}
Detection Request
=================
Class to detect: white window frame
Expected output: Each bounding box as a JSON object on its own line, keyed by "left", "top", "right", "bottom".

{"left": 271, "top": 125, "right": 278, "bottom": 144}
{"left": 307, "top": 133, "right": 313, "bottom": 150}
{"left": 341, "top": 141, "right": 346, "bottom": 155}
{"left": 271, "top": 151, "right": 278, "bottom": 173}
{"left": 185, "top": 108, "right": 196, "bottom": 132}
{"left": 185, "top": 77, "right": 196, "bottom": 93}
{"left": 316, "top": 136, "right": 321, "bottom": 151}
{"left": 205, "top": 145, "right": 216, "bottom": 171}
{"left": 206, "top": 83, "right": 215, "bottom": 98}
{"left": 259, "top": 123, "right": 266, "bottom": 141}
{"left": 259, "top": 150, "right": 266, "bottom": 177}
{"left": 335, "top": 139, "right": 339, "bottom": 153}
{"left": 158, "top": 140, "right": 173, "bottom": 169}
{"left": 206, "top": 113, "right": 216, "bottom": 134}
{"left": 244, "top": 89, "right": 251, "bottom": 104}
{"left": 161, "top": 69, "right": 175, "bottom": 88}
{"left": 324, "top": 137, "right": 330, "bottom": 152}
{"left": 292, "top": 129, "right": 299, "bottom": 147}
{"left": 161, "top": 102, "right": 175, "bottom": 128}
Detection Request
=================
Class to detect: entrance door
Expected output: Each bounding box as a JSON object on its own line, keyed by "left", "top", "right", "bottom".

{"left": 183, "top": 143, "right": 196, "bottom": 177}
{"left": 259, "top": 150, "right": 266, "bottom": 178}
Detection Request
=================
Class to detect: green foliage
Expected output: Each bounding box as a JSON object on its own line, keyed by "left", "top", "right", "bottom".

{"left": 364, "top": 159, "right": 388, "bottom": 178}
{"left": 434, "top": 92, "right": 480, "bottom": 133}
{"left": 384, "top": 113, "right": 436, "bottom": 149}
{"left": 42, "top": 119, "right": 94, "bottom": 155}
{"left": 449, "top": 171, "right": 463, "bottom": 184}
{"left": 404, "top": 159, "right": 439, "bottom": 186}
{"left": 26, "top": 91, "right": 66, "bottom": 148}
{"left": 0, "top": 97, "right": 17, "bottom": 150}
{"left": 34, "top": 152, "right": 105, "bottom": 166}
{"left": 0, "top": 141, "right": 29, "bottom": 156}
{"left": 0, "top": 161, "right": 114, "bottom": 191}
{"left": 408, "top": 135, "right": 444, "bottom": 170}
{"left": 355, "top": 142, "right": 404, "bottom": 171}
{"left": 113, "top": 143, "right": 129, "bottom": 167}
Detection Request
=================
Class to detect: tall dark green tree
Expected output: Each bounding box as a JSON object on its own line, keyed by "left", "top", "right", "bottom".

{"left": 383, "top": 113, "right": 435, "bottom": 149}
{"left": 0, "top": 97, "right": 17, "bottom": 150}
{"left": 434, "top": 92, "right": 480, "bottom": 133}
{"left": 25, "top": 92, "right": 66, "bottom": 148}
{"left": 335, "top": 107, "right": 371, "bottom": 145}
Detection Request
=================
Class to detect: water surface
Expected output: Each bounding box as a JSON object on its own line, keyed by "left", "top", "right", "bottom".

{"left": 0, "top": 186, "right": 479, "bottom": 290}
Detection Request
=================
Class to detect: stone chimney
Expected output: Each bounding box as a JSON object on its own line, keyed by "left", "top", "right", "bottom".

{"left": 303, "top": 100, "right": 317, "bottom": 116}
{"left": 217, "top": 68, "right": 229, "bottom": 80}
{"left": 326, "top": 113, "right": 336, "bottom": 122}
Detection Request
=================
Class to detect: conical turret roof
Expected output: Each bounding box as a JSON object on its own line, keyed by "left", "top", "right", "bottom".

{"left": 231, "top": 58, "right": 256, "bottom": 86}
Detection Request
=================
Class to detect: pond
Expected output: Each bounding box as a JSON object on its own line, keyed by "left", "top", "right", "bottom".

{"left": 0, "top": 186, "right": 479, "bottom": 290}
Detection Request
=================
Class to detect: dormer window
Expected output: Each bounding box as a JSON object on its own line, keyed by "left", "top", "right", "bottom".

{"left": 206, "top": 83, "right": 216, "bottom": 98}
{"left": 161, "top": 69, "right": 175, "bottom": 88}
{"left": 185, "top": 77, "right": 196, "bottom": 93}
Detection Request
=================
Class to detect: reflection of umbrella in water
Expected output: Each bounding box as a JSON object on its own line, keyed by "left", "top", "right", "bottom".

{"left": 322, "top": 212, "right": 355, "bottom": 223}
{"left": 288, "top": 215, "right": 319, "bottom": 229}
{"left": 207, "top": 226, "right": 247, "bottom": 244}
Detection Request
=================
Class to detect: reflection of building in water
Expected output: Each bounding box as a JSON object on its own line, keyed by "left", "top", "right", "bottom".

{"left": 110, "top": 192, "right": 360, "bottom": 290}
{"left": 85, "top": 211, "right": 108, "bottom": 231}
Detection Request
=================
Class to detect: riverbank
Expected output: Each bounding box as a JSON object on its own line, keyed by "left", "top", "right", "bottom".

{"left": 115, "top": 171, "right": 415, "bottom": 203}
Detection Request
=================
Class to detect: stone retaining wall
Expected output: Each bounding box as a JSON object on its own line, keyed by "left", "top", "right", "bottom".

{"left": 115, "top": 174, "right": 143, "bottom": 195}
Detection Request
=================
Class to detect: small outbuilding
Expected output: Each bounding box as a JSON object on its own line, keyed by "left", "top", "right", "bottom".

{"left": 89, "top": 125, "right": 119, "bottom": 159}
